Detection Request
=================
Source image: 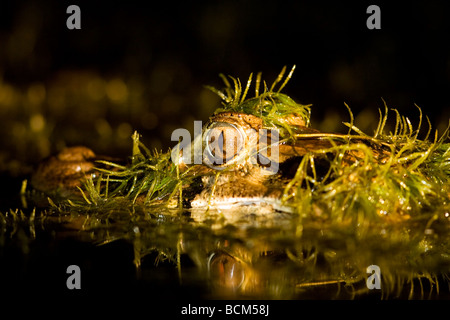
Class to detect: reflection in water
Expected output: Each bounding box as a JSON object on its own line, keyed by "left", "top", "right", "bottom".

{"left": 2, "top": 197, "right": 448, "bottom": 299}
{"left": 208, "top": 250, "right": 245, "bottom": 293}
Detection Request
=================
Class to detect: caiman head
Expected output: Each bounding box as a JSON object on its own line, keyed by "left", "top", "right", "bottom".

{"left": 171, "top": 110, "right": 333, "bottom": 212}
{"left": 169, "top": 67, "right": 337, "bottom": 212}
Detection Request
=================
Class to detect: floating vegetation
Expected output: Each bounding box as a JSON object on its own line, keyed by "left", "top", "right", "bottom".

{"left": 75, "top": 66, "right": 450, "bottom": 224}
{"left": 206, "top": 65, "right": 312, "bottom": 138}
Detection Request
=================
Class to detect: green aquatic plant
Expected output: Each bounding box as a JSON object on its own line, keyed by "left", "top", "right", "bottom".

{"left": 206, "top": 65, "right": 312, "bottom": 139}
{"left": 78, "top": 66, "right": 449, "bottom": 225}
{"left": 76, "top": 131, "right": 188, "bottom": 208}
{"left": 282, "top": 104, "right": 450, "bottom": 223}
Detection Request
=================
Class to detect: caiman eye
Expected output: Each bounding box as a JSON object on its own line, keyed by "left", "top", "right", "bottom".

{"left": 204, "top": 122, "right": 244, "bottom": 166}
{"left": 208, "top": 251, "right": 245, "bottom": 290}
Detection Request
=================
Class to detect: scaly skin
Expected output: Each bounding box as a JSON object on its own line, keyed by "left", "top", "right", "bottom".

{"left": 31, "top": 146, "right": 97, "bottom": 198}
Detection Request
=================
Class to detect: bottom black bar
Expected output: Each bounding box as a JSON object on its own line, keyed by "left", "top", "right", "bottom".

{"left": 4, "top": 294, "right": 448, "bottom": 319}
